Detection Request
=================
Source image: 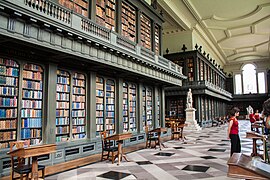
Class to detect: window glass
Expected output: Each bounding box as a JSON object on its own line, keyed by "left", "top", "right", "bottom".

{"left": 243, "top": 64, "right": 257, "bottom": 94}
{"left": 235, "top": 74, "right": 242, "bottom": 94}
{"left": 258, "top": 72, "right": 265, "bottom": 93}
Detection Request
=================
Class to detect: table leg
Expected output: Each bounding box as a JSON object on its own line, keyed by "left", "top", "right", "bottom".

{"left": 117, "top": 142, "right": 122, "bottom": 165}
{"left": 251, "top": 139, "right": 257, "bottom": 157}
{"left": 31, "top": 156, "right": 38, "bottom": 180}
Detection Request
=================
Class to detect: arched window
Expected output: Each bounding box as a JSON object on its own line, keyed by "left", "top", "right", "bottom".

{"left": 242, "top": 64, "right": 257, "bottom": 94}
{"left": 234, "top": 63, "right": 266, "bottom": 94}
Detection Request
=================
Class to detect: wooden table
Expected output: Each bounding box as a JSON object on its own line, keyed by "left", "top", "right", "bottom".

{"left": 149, "top": 127, "right": 167, "bottom": 150}
{"left": 106, "top": 132, "right": 132, "bottom": 165}
{"left": 7, "top": 144, "right": 56, "bottom": 180}
{"left": 227, "top": 153, "right": 270, "bottom": 179}
{"left": 246, "top": 131, "right": 264, "bottom": 157}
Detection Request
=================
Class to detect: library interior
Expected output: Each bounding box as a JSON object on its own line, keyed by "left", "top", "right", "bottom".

{"left": 0, "top": 0, "right": 269, "bottom": 179}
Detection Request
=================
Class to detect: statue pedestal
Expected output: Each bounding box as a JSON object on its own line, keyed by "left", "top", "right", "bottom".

{"left": 185, "top": 108, "right": 202, "bottom": 131}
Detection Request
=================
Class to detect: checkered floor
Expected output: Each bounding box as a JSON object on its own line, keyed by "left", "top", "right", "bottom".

{"left": 46, "top": 120, "right": 256, "bottom": 180}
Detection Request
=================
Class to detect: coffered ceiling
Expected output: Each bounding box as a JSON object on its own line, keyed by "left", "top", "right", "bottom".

{"left": 159, "top": 0, "right": 270, "bottom": 65}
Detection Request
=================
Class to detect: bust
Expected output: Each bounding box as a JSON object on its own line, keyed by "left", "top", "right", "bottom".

{"left": 186, "top": 88, "right": 193, "bottom": 109}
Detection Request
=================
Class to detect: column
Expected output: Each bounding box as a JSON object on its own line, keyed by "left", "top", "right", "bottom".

{"left": 138, "top": 83, "right": 144, "bottom": 133}
{"left": 115, "top": 0, "right": 122, "bottom": 34}
{"left": 115, "top": 78, "right": 123, "bottom": 134}
{"left": 91, "top": 0, "right": 97, "bottom": 21}
{"left": 89, "top": 72, "right": 96, "bottom": 139}
{"left": 196, "top": 96, "right": 201, "bottom": 124}
{"left": 153, "top": 86, "right": 158, "bottom": 128}
{"left": 136, "top": 10, "right": 142, "bottom": 45}
{"left": 43, "top": 63, "right": 57, "bottom": 144}
{"left": 256, "top": 71, "right": 259, "bottom": 93}
{"left": 160, "top": 87, "right": 165, "bottom": 127}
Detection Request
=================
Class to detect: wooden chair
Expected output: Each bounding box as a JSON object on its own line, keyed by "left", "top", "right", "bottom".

{"left": 9, "top": 140, "right": 45, "bottom": 180}
{"left": 100, "top": 131, "right": 118, "bottom": 164}
{"left": 145, "top": 125, "right": 158, "bottom": 149}
{"left": 171, "top": 122, "right": 184, "bottom": 140}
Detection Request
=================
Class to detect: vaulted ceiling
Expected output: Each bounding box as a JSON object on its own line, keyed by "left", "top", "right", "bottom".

{"left": 159, "top": 0, "right": 270, "bottom": 66}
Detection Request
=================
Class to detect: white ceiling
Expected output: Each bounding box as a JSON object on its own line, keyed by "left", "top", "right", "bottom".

{"left": 159, "top": 0, "right": 270, "bottom": 65}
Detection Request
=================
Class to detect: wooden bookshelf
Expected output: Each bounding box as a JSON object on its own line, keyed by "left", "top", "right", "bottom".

{"left": 123, "top": 83, "right": 128, "bottom": 132}
{"left": 58, "top": 0, "right": 88, "bottom": 17}
{"left": 154, "top": 24, "right": 160, "bottom": 55}
{"left": 201, "top": 98, "right": 205, "bottom": 121}
{"left": 187, "top": 58, "right": 194, "bottom": 81}
{"left": 105, "top": 79, "right": 115, "bottom": 134}
{"left": 142, "top": 87, "right": 152, "bottom": 129}
{"left": 0, "top": 58, "right": 19, "bottom": 149}
{"left": 72, "top": 73, "right": 86, "bottom": 140}
{"left": 96, "top": 77, "right": 104, "bottom": 137}
{"left": 56, "top": 70, "right": 70, "bottom": 142}
{"left": 129, "top": 84, "right": 136, "bottom": 132}
{"left": 21, "top": 64, "right": 43, "bottom": 145}
{"left": 121, "top": 2, "right": 136, "bottom": 42}
{"left": 200, "top": 60, "right": 204, "bottom": 81}
{"left": 96, "top": 0, "right": 116, "bottom": 31}
{"left": 140, "top": 14, "right": 151, "bottom": 50}
{"left": 168, "top": 99, "right": 184, "bottom": 118}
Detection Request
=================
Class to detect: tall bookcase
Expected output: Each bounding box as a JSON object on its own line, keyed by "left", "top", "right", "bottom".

{"left": 154, "top": 25, "right": 160, "bottom": 55}
{"left": 105, "top": 79, "right": 115, "bottom": 134}
{"left": 72, "top": 73, "right": 86, "bottom": 140}
{"left": 96, "top": 77, "right": 104, "bottom": 136}
{"left": 123, "top": 83, "right": 128, "bottom": 132}
{"left": 0, "top": 59, "right": 19, "bottom": 149}
{"left": 140, "top": 14, "right": 151, "bottom": 50}
{"left": 129, "top": 84, "right": 136, "bottom": 132}
{"left": 96, "top": 0, "right": 116, "bottom": 31}
{"left": 187, "top": 58, "right": 194, "bottom": 81}
{"left": 121, "top": 2, "right": 136, "bottom": 42}
{"left": 21, "top": 64, "right": 43, "bottom": 145}
{"left": 58, "top": 0, "right": 88, "bottom": 17}
{"left": 56, "top": 70, "right": 70, "bottom": 142}
{"left": 142, "top": 87, "right": 152, "bottom": 129}
{"left": 168, "top": 99, "right": 184, "bottom": 118}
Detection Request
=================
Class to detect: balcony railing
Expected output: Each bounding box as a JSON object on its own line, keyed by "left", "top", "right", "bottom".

{"left": 183, "top": 80, "right": 232, "bottom": 98}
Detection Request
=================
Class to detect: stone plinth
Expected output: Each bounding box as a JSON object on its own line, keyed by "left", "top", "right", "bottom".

{"left": 185, "top": 108, "right": 202, "bottom": 131}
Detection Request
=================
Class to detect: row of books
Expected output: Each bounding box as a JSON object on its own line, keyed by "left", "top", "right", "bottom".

{"left": 96, "top": 111, "right": 104, "bottom": 117}
{"left": 96, "top": 97, "right": 103, "bottom": 104}
{"left": 0, "top": 120, "right": 16, "bottom": 129}
{"left": 72, "top": 110, "right": 85, "bottom": 117}
{"left": 0, "top": 131, "right": 16, "bottom": 141}
{"left": 21, "top": 129, "right": 41, "bottom": 139}
{"left": 0, "top": 59, "right": 19, "bottom": 67}
{"left": 72, "top": 102, "right": 85, "bottom": 109}
{"left": 73, "top": 133, "right": 85, "bottom": 139}
{"left": 96, "top": 104, "right": 104, "bottom": 110}
{"left": 105, "top": 111, "right": 114, "bottom": 117}
{"left": 23, "top": 90, "right": 42, "bottom": 99}
{"left": 0, "top": 87, "right": 18, "bottom": 96}
{"left": 0, "top": 76, "right": 18, "bottom": 86}
{"left": 72, "top": 95, "right": 85, "bottom": 102}
{"left": 73, "top": 73, "right": 85, "bottom": 79}
{"left": 73, "top": 87, "right": 85, "bottom": 94}
{"left": 56, "top": 126, "right": 69, "bottom": 134}
{"left": 0, "top": 109, "right": 17, "bottom": 118}
{"left": 22, "top": 80, "right": 42, "bottom": 90}
{"left": 72, "top": 126, "right": 85, "bottom": 133}
{"left": 23, "top": 71, "right": 42, "bottom": 80}
{"left": 57, "top": 84, "right": 70, "bottom": 92}
{"left": 56, "top": 117, "right": 69, "bottom": 125}
{"left": 24, "top": 64, "right": 43, "bottom": 72}
{"left": 106, "top": 86, "right": 115, "bottom": 91}
{"left": 22, "top": 100, "right": 42, "bottom": 109}
{"left": 96, "top": 124, "right": 104, "bottom": 131}
{"left": 72, "top": 118, "right": 85, "bottom": 125}
{"left": 56, "top": 93, "right": 69, "bottom": 101}
{"left": 21, "top": 109, "right": 42, "bottom": 118}
{"left": 57, "top": 76, "right": 70, "bottom": 84}
{"left": 56, "top": 110, "right": 69, "bottom": 117}
{"left": 56, "top": 102, "right": 70, "bottom": 109}
{"left": 0, "top": 66, "right": 19, "bottom": 76}
{"left": 106, "top": 99, "right": 114, "bottom": 104}
{"left": 105, "top": 118, "right": 114, "bottom": 124}
{"left": 0, "top": 97, "right": 17, "bottom": 107}
{"left": 96, "top": 83, "right": 104, "bottom": 90}
{"left": 106, "top": 92, "right": 114, "bottom": 98}
{"left": 73, "top": 79, "right": 85, "bottom": 86}
{"left": 106, "top": 105, "right": 114, "bottom": 111}
{"left": 21, "top": 118, "right": 42, "bottom": 128}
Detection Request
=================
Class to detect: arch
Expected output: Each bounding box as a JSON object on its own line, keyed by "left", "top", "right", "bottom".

{"left": 242, "top": 63, "right": 257, "bottom": 94}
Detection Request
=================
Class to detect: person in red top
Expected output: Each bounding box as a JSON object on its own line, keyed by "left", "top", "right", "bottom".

{"left": 249, "top": 112, "right": 256, "bottom": 131}
{"left": 227, "top": 107, "right": 241, "bottom": 156}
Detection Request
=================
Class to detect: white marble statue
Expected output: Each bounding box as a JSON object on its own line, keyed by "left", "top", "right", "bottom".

{"left": 246, "top": 105, "right": 253, "bottom": 115}
{"left": 186, "top": 88, "right": 193, "bottom": 109}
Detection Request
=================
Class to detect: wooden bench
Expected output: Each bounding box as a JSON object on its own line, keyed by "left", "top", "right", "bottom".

{"left": 227, "top": 153, "right": 270, "bottom": 180}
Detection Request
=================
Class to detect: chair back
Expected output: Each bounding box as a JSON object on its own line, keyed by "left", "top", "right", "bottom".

{"left": 9, "top": 140, "right": 30, "bottom": 168}
{"left": 100, "top": 131, "right": 113, "bottom": 149}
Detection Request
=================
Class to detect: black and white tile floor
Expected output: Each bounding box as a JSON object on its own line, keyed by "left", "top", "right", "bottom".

{"left": 46, "top": 120, "right": 255, "bottom": 180}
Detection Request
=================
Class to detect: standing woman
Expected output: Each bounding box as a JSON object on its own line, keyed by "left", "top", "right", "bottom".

{"left": 227, "top": 107, "right": 241, "bottom": 156}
